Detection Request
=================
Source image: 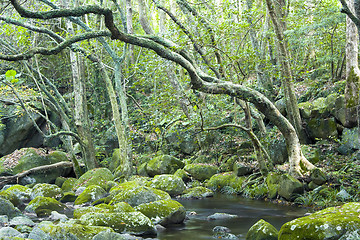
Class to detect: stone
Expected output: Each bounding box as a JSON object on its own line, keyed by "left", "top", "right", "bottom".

{"left": 278, "top": 174, "right": 303, "bottom": 200}
{"left": 306, "top": 117, "right": 338, "bottom": 140}
{"left": 310, "top": 168, "right": 327, "bottom": 185}
{"left": 149, "top": 174, "right": 186, "bottom": 196}
{"left": 28, "top": 227, "right": 51, "bottom": 240}
{"left": 338, "top": 127, "right": 360, "bottom": 155}
{"left": 206, "top": 172, "right": 245, "bottom": 193}
{"left": 233, "top": 162, "right": 253, "bottom": 176}
{"left": 74, "top": 185, "right": 107, "bottom": 205}
{"left": 207, "top": 213, "right": 238, "bottom": 220}
{"left": 336, "top": 189, "right": 352, "bottom": 201}
{"left": 246, "top": 219, "right": 278, "bottom": 240}
{"left": 60, "top": 192, "right": 77, "bottom": 203}
{"left": 1, "top": 185, "right": 31, "bottom": 203}
{"left": 92, "top": 230, "right": 142, "bottom": 240}
{"left": 0, "top": 197, "right": 22, "bottom": 218}
{"left": 146, "top": 155, "right": 185, "bottom": 177}
{"left": 0, "top": 215, "right": 9, "bottom": 227}
{"left": 73, "top": 204, "right": 114, "bottom": 219}
{"left": 49, "top": 211, "right": 68, "bottom": 221}
{"left": 266, "top": 137, "right": 288, "bottom": 165}
{"left": 180, "top": 186, "right": 214, "bottom": 199}
{"left": 38, "top": 221, "right": 112, "bottom": 240}
{"left": 0, "top": 227, "right": 23, "bottom": 238}
{"left": 213, "top": 226, "right": 231, "bottom": 233}
{"left": 61, "top": 178, "right": 77, "bottom": 192}
{"left": 135, "top": 199, "right": 186, "bottom": 226}
{"left": 73, "top": 168, "right": 114, "bottom": 191}
{"left": 184, "top": 163, "right": 218, "bottom": 181}
{"left": 0, "top": 148, "right": 71, "bottom": 184}
{"left": 301, "top": 145, "right": 322, "bottom": 164}
{"left": 109, "top": 185, "right": 170, "bottom": 207}
{"left": 266, "top": 172, "right": 281, "bottom": 199}
{"left": 137, "top": 163, "right": 148, "bottom": 177}
{"left": 25, "top": 196, "right": 66, "bottom": 217}
{"left": 79, "top": 211, "right": 156, "bottom": 236}
{"left": 9, "top": 216, "right": 35, "bottom": 227}
{"left": 174, "top": 168, "right": 191, "bottom": 182}
{"left": 278, "top": 202, "right": 360, "bottom": 240}
{"left": 30, "top": 183, "right": 63, "bottom": 200}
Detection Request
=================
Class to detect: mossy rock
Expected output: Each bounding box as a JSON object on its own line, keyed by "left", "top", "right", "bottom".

{"left": 278, "top": 174, "right": 303, "bottom": 200}
{"left": 301, "top": 145, "right": 322, "bottom": 164}
{"left": 55, "top": 177, "right": 67, "bottom": 188}
{"left": 184, "top": 163, "right": 218, "bottom": 181}
{"left": 0, "top": 149, "right": 71, "bottom": 184}
{"left": 113, "top": 202, "right": 135, "bottom": 213}
{"left": 246, "top": 219, "right": 278, "bottom": 240}
{"left": 73, "top": 168, "right": 114, "bottom": 191}
{"left": 233, "top": 162, "right": 253, "bottom": 176}
{"left": 30, "top": 183, "right": 63, "bottom": 200}
{"left": 266, "top": 172, "right": 282, "bottom": 199}
{"left": 0, "top": 190, "right": 20, "bottom": 207}
{"left": 25, "top": 196, "right": 66, "bottom": 217}
{"left": 109, "top": 186, "right": 171, "bottom": 207}
{"left": 206, "top": 172, "right": 245, "bottom": 193}
{"left": 149, "top": 174, "right": 186, "bottom": 196}
{"left": 73, "top": 204, "right": 114, "bottom": 219}
{"left": 1, "top": 185, "right": 31, "bottom": 203}
{"left": 38, "top": 221, "right": 112, "bottom": 240}
{"left": 174, "top": 169, "right": 191, "bottom": 182}
{"left": 60, "top": 192, "right": 77, "bottom": 203}
{"left": 306, "top": 117, "right": 338, "bottom": 140}
{"left": 310, "top": 168, "right": 327, "bottom": 185}
{"left": 79, "top": 211, "right": 156, "bottom": 235}
{"left": 0, "top": 197, "right": 22, "bottom": 218}
{"left": 146, "top": 155, "right": 185, "bottom": 177}
{"left": 279, "top": 202, "right": 360, "bottom": 240}
{"left": 135, "top": 199, "right": 186, "bottom": 226}
{"left": 137, "top": 162, "right": 148, "bottom": 177}
{"left": 61, "top": 178, "right": 77, "bottom": 192}
{"left": 74, "top": 185, "right": 107, "bottom": 205}
{"left": 180, "top": 186, "right": 214, "bottom": 199}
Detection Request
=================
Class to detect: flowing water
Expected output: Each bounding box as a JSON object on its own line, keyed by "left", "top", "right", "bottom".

{"left": 157, "top": 194, "right": 309, "bottom": 240}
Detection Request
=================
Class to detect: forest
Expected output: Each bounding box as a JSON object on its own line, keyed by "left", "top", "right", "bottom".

{"left": 0, "top": 0, "right": 360, "bottom": 239}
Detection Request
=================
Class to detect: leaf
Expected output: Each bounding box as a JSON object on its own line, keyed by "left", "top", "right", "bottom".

{"left": 5, "top": 70, "right": 16, "bottom": 80}
{"left": 11, "top": 78, "right": 19, "bottom": 84}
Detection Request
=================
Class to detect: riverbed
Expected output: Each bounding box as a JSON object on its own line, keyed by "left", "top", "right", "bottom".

{"left": 158, "top": 194, "right": 309, "bottom": 240}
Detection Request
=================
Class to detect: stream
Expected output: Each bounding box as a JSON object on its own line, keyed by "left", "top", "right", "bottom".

{"left": 157, "top": 194, "right": 309, "bottom": 240}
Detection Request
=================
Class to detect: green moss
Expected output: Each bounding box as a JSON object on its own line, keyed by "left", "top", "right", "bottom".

{"left": 206, "top": 172, "right": 245, "bottom": 193}
{"left": 345, "top": 67, "right": 360, "bottom": 108}
{"left": 74, "top": 185, "right": 106, "bottom": 205}
{"left": 246, "top": 219, "right": 278, "bottom": 240}
{"left": 135, "top": 199, "right": 186, "bottom": 226}
{"left": 60, "top": 192, "right": 77, "bottom": 203}
{"left": 149, "top": 174, "right": 186, "bottom": 196}
{"left": 31, "top": 183, "right": 63, "bottom": 200}
{"left": 79, "top": 211, "right": 155, "bottom": 235}
{"left": 113, "top": 202, "right": 135, "bottom": 213}
{"left": 73, "top": 204, "right": 114, "bottom": 219}
{"left": 25, "top": 196, "right": 66, "bottom": 217}
{"left": 61, "top": 178, "right": 77, "bottom": 192}
{"left": 109, "top": 186, "right": 171, "bottom": 207}
{"left": 38, "top": 221, "right": 112, "bottom": 240}
{"left": 279, "top": 202, "right": 360, "bottom": 240}
{"left": 184, "top": 163, "right": 218, "bottom": 181}
{"left": 0, "top": 190, "right": 20, "bottom": 206}
{"left": 146, "top": 155, "right": 185, "bottom": 177}
{"left": 181, "top": 186, "right": 214, "bottom": 199}
{"left": 73, "top": 168, "right": 114, "bottom": 190}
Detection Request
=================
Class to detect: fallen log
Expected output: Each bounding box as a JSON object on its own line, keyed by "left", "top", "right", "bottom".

{"left": 0, "top": 161, "right": 73, "bottom": 188}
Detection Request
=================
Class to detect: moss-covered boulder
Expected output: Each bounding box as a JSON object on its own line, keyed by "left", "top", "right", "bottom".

{"left": 266, "top": 172, "right": 281, "bottom": 199}
{"left": 306, "top": 117, "right": 338, "bottom": 140}
{"left": 61, "top": 178, "right": 77, "bottom": 192}
{"left": 74, "top": 185, "right": 107, "bottom": 205}
{"left": 278, "top": 174, "right": 303, "bottom": 200}
{"left": 146, "top": 155, "right": 184, "bottom": 177}
{"left": 184, "top": 163, "right": 218, "bottom": 181}
{"left": 25, "top": 196, "right": 66, "bottom": 217}
{"left": 310, "top": 168, "right": 327, "bottom": 185}
{"left": 180, "top": 186, "right": 214, "bottom": 199}
{"left": 0, "top": 197, "right": 22, "bottom": 218}
{"left": 0, "top": 189, "right": 20, "bottom": 207}
{"left": 135, "top": 199, "right": 186, "bottom": 226}
{"left": 113, "top": 202, "right": 135, "bottom": 213}
{"left": 73, "top": 204, "right": 114, "bottom": 219}
{"left": 279, "top": 202, "right": 360, "bottom": 240}
{"left": 0, "top": 149, "right": 71, "bottom": 184}
{"left": 246, "top": 219, "right": 278, "bottom": 240}
{"left": 38, "top": 221, "right": 112, "bottom": 240}
{"left": 73, "top": 168, "right": 114, "bottom": 190}
{"left": 110, "top": 186, "right": 171, "bottom": 207}
{"left": 149, "top": 174, "right": 186, "bottom": 196}
{"left": 137, "top": 162, "right": 148, "bottom": 177}
{"left": 174, "top": 168, "right": 191, "bottom": 182}
{"left": 233, "top": 162, "right": 253, "bottom": 176}
{"left": 30, "top": 183, "right": 63, "bottom": 200}
{"left": 60, "top": 192, "right": 77, "bottom": 203}
{"left": 1, "top": 185, "right": 31, "bottom": 203}
{"left": 79, "top": 211, "right": 156, "bottom": 235}
{"left": 206, "top": 172, "right": 245, "bottom": 193}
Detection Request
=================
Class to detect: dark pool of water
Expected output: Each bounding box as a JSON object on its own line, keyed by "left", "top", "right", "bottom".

{"left": 157, "top": 194, "right": 309, "bottom": 240}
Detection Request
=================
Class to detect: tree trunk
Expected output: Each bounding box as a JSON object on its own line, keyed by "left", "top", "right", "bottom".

{"left": 345, "top": 0, "right": 360, "bottom": 128}
{"left": 126, "top": 0, "right": 135, "bottom": 64}
{"left": 265, "top": 0, "right": 307, "bottom": 143}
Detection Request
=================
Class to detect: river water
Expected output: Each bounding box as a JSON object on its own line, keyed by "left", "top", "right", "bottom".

{"left": 157, "top": 194, "right": 309, "bottom": 240}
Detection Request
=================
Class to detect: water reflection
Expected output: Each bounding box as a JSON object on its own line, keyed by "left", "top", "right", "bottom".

{"left": 157, "top": 194, "right": 308, "bottom": 240}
